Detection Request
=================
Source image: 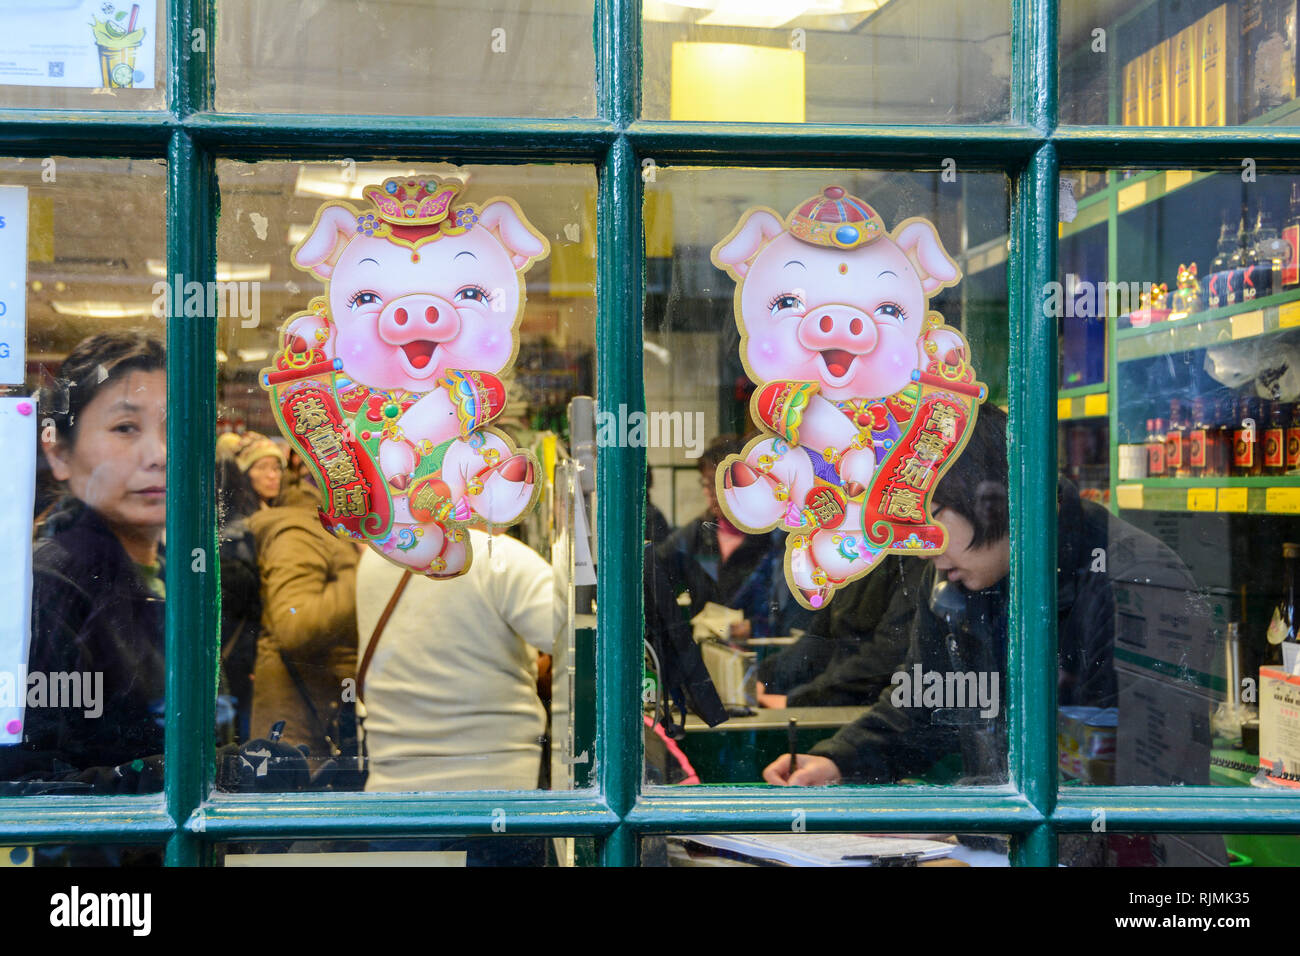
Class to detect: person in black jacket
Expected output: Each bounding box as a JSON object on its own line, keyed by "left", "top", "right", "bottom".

{"left": 764, "top": 404, "right": 1208, "bottom": 788}
{"left": 0, "top": 331, "right": 167, "bottom": 794}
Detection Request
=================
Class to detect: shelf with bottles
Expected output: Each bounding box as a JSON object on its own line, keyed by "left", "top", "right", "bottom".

{"left": 1115, "top": 289, "right": 1300, "bottom": 361}
{"left": 1113, "top": 480, "right": 1300, "bottom": 514}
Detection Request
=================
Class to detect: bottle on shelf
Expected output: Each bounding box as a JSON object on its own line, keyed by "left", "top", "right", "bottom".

{"left": 1287, "top": 401, "right": 1300, "bottom": 474}
{"left": 1264, "top": 400, "right": 1288, "bottom": 476}
{"left": 1190, "top": 397, "right": 1216, "bottom": 477}
{"left": 1233, "top": 395, "right": 1263, "bottom": 477}
{"left": 1266, "top": 543, "right": 1300, "bottom": 658}
{"left": 1165, "top": 400, "right": 1188, "bottom": 477}
{"left": 1284, "top": 182, "right": 1300, "bottom": 291}
{"left": 1208, "top": 216, "right": 1236, "bottom": 308}
{"left": 1146, "top": 417, "right": 1166, "bottom": 477}
{"left": 1250, "top": 209, "right": 1285, "bottom": 299}
{"left": 1208, "top": 394, "right": 1233, "bottom": 478}
{"left": 1230, "top": 205, "right": 1254, "bottom": 305}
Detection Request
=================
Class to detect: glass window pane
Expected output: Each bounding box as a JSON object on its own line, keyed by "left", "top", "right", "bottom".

{"left": 1055, "top": 166, "right": 1300, "bottom": 792}
{"left": 1061, "top": 0, "right": 1300, "bottom": 127}
{"left": 643, "top": 167, "right": 1010, "bottom": 788}
{"left": 217, "top": 836, "right": 594, "bottom": 867}
{"left": 1, "top": 843, "right": 162, "bottom": 866}
{"left": 642, "top": 0, "right": 1011, "bottom": 124}
{"left": 213, "top": 160, "right": 596, "bottom": 794}
{"left": 0, "top": 1, "right": 167, "bottom": 111}
{"left": 0, "top": 157, "right": 167, "bottom": 797}
{"left": 641, "top": 832, "right": 1010, "bottom": 866}
{"left": 1058, "top": 831, "right": 1299, "bottom": 867}
{"left": 215, "top": 1, "right": 597, "bottom": 117}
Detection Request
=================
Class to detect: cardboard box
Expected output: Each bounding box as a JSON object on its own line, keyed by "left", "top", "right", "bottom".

{"left": 1240, "top": 0, "right": 1297, "bottom": 123}
{"left": 1199, "top": 4, "right": 1237, "bottom": 126}
{"left": 1112, "top": 572, "right": 1224, "bottom": 688}
{"left": 1259, "top": 665, "right": 1300, "bottom": 779}
{"left": 1173, "top": 22, "right": 1200, "bottom": 125}
{"left": 1115, "top": 664, "right": 1215, "bottom": 785}
{"left": 1147, "top": 40, "right": 1171, "bottom": 127}
{"left": 1122, "top": 55, "right": 1145, "bottom": 125}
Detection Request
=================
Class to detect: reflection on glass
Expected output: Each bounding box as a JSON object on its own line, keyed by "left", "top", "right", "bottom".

{"left": 0, "top": 2, "right": 166, "bottom": 111}
{"left": 1056, "top": 832, "right": 1300, "bottom": 867}
{"left": 643, "top": 0, "right": 1011, "bottom": 123}
{"left": 217, "top": 837, "right": 593, "bottom": 867}
{"left": 642, "top": 167, "right": 1011, "bottom": 787}
{"left": 0, "top": 158, "right": 167, "bottom": 796}
{"left": 213, "top": 161, "right": 596, "bottom": 793}
{"left": 216, "top": 1, "right": 597, "bottom": 117}
{"left": 1060, "top": 1, "right": 1300, "bottom": 127}
{"left": 642, "top": 832, "right": 1010, "bottom": 866}
{"left": 0, "top": 844, "right": 161, "bottom": 867}
{"left": 1057, "top": 167, "right": 1300, "bottom": 792}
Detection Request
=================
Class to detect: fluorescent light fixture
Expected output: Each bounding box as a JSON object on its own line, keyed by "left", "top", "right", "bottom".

{"left": 286, "top": 223, "right": 309, "bottom": 246}
{"left": 145, "top": 259, "right": 271, "bottom": 282}
{"left": 236, "top": 348, "right": 270, "bottom": 364}
{"left": 698, "top": 0, "right": 810, "bottom": 28}
{"left": 50, "top": 300, "right": 157, "bottom": 319}
{"left": 646, "top": 0, "right": 885, "bottom": 24}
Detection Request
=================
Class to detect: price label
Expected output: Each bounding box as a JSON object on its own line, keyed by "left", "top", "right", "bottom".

{"left": 1117, "top": 180, "right": 1148, "bottom": 213}
{"left": 1231, "top": 310, "right": 1265, "bottom": 340}
{"left": 1280, "top": 300, "right": 1300, "bottom": 329}
{"left": 1187, "top": 488, "right": 1217, "bottom": 511}
{"left": 1164, "top": 170, "right": 1195, "bottom": 192}
{"left": 1217, "top": 487, "right": 1249, "bottom": 512}
{"left": 1083, "top": 393, "right": 1108, "bottom": 417}
{"left": 1057, "top": 397, "right": 1071, "bottom": 420}
{"left": 1116, "top": 484, "right": 1144, "bottom": 510}
{"left": 1265, "top": 487, "right": 1300, "bottom": 513}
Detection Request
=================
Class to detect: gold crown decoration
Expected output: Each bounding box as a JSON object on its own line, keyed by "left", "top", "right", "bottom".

{"left": 362, "top": 176, "right": 465, "bottom": 227}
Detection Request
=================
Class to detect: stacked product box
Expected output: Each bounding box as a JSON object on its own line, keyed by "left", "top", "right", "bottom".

{"left": 1120, "top": 5, "right": 1237, "bottom": 126}
{"left": 1240, "top": 0, "right": 1297, "bottom": 122}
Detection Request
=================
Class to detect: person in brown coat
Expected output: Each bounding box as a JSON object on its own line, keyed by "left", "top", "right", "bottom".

{"left": 248, "top": 476, "right": 359, "bottom": 769}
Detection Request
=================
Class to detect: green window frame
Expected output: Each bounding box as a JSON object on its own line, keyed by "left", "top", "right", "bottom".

{"left": 2, "top": 0, "right": 1298, "bottom": 868}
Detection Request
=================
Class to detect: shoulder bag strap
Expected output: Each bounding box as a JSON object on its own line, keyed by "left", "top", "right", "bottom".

{"left": 356, "top": 569, "right": 413, "bottom": 702}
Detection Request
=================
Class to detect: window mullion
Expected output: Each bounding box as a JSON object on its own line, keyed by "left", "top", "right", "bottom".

{"left": 163, "top": 128, "right": 216, "bottom": 866}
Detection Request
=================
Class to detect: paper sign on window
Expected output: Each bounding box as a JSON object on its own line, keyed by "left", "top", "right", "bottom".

{"left": 0, "top": 398, "right": 38, "bottom": 744}
{"left": 262, "top": 175, "right": 546, "bottom": 579}
{"left": 712, "top": 186, "right": 987, "bottom": 610}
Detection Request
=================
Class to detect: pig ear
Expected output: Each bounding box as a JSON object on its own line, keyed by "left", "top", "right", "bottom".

{"left": 893, "top": 218, "right": 962, "bottom": 295}
{"left": 477, "top": 200, "right": 550, "bottom": 270}
{"left": 292, "top": 205, "right": 358, "bottom": 280}
{"left": 712, "top": 209, "right": 784, "bottom": 279}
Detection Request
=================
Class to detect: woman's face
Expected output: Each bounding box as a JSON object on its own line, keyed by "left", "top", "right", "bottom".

{"left": 44, "top": 369, "right": 167, "bottom": 537}
{"left": 247, "top": 455, "right": 283, "bottom": 503}
{"left": 929, "top": 506, "right": 1011, "bottom": 593}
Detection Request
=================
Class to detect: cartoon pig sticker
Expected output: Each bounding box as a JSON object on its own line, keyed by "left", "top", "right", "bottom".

{"left": 712, "top": 186, "right": 987, "bottom": 610}
{"left": 261, "top": 175, "right": 547, "bottom": 578}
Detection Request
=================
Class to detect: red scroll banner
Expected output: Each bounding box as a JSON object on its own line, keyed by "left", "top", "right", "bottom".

{"left": 862, "top": 361, "right": 985, "bottom": 552}
{"left": 270, "top": 377, "right": 391, "bottom": 539}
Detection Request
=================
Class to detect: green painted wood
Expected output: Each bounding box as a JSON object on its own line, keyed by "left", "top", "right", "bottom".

{"left": 0, "top": 111, "right": 173, "bottom": 152}
{"left": 0, "top": 800, "right": 175, "bottom": 843}
{"left": 163, "top": 127, "right": 216, "bottom": 867}
{"left": 1055, "top": 788, "right": 1300, "bottom": 830}
{"left": 595, "top": 0, "right": 642, "bottom": 871}
{"left": 1013, "top": 823, "right": 1057, "bottom": 866}
{"left": 628, "top": 788, "right": 1043, "bottom": 832}
{"left": 190, "top": 794, "right": 620, "bottom": 839}
{"left": 1008, "top": 143, "right": 1059, "bottom": 869}
{"left": 627, "top": 122, "right": 1044, "bottom": 164}
{"left": 1054, "top": 126, "right": 1300, "bottom": 164}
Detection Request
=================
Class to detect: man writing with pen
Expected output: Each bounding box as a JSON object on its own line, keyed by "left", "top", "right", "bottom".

{"left": 763, "top": 405, "right": 1207, "bottom": 788}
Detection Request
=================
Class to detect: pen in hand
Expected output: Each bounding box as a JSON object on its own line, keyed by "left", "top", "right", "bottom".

{"left": 787, "top": 716, "right": 798, "bottom": 781}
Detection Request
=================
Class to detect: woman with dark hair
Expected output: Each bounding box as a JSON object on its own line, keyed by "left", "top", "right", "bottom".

{"left": 1, "top": 330, "right": 168, "bottom": 793}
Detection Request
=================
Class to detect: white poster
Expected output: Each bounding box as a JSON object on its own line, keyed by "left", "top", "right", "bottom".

{"left": 0, "top": 397, "right": 37, "bottom": 745}
{"left": 0, "top": 186, "right": 27, "bottom": 387}
{"left": 0, "top": 1, "right": 156, "bottom": 90}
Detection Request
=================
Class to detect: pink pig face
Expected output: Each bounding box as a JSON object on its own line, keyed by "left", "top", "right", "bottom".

{"left": 713, "top": 207, "right": 961, "bottom": 402}
{"left": 293, "top": 198, "right": 548, "bottom": 393}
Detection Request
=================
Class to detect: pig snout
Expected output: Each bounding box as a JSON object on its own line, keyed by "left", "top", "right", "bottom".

{"left": 796, "top": 304, "right": 879, "bottom": 377}
{"left": 379, "top": 293, "right": 461, "bottom": 372}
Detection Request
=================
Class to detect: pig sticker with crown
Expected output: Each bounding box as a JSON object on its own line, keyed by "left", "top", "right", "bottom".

{"left": 262, "top": 175, "right": 547, "bottom": 578}
{"left": 713, "top": 186, "right": 988, "bottom": 610}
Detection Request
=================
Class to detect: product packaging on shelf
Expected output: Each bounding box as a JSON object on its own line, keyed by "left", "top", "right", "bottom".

{"left": 1200, "top": 4, "right": 1237, "bottom": 126}
{"left": 1240, "top": 0, "right": 1298, "bottom": 123}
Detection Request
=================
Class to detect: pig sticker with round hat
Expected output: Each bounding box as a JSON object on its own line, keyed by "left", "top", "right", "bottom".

{"left": 712, "top": 186, "right": 987, "bottom": 610}
{"left": 261, "top": 174, "right": 547, "bottom": 579}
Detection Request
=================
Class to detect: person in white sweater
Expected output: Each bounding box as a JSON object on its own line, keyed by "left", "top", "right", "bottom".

{"left": 356, "top": 529, "right": 556, "bottom": 792}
